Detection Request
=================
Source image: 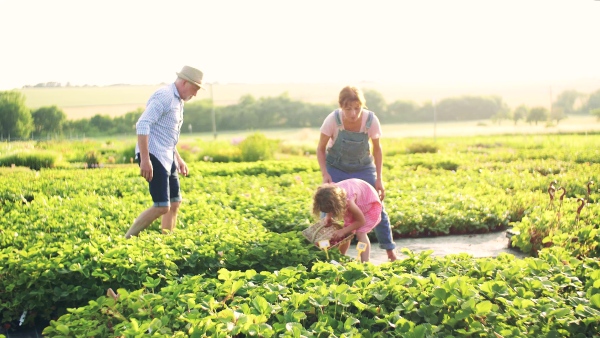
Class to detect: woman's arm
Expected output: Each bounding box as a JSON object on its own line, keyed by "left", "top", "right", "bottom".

{"left": 371, "top": 137, "right": 385, "bottom": 200}
{"left": 317, "top": 133, "right": 333, "bottom": 183}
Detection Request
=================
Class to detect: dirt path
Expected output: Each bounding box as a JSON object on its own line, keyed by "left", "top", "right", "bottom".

{"left": 344, "top": 230, "right": 527, "bottom": 265}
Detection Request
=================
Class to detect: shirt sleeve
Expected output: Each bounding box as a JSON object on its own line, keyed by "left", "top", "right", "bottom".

{"left": 136, "top": 92, "right": 168, "bottom": 135}
{"left": 319, "top": 111, "right": 337, "bottom": 137}
{"left": 368, "top": 113, "right": 382, "bottom": 140}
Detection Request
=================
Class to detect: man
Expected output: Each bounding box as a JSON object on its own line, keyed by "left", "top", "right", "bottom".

{"left": 125, "top": 65, "right": 203, "bottom": 238}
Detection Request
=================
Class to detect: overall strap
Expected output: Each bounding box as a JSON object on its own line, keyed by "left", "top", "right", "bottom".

{"left": 365, "top": 111, "right": 374, "bottom": 131}
{"left": 334, "top": 110, "right": 343, "bottom": 127}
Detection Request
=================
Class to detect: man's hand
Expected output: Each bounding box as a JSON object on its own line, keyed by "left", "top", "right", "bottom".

{"left": 140, "top": 158, "right": 153, "bottom": 182}
{"left": 177, "top": 158, "right": 189, "bottom": 176}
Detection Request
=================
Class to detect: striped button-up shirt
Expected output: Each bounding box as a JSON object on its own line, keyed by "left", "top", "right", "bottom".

{"left": 135, "top": 83, "right": 184, "bottom": 172}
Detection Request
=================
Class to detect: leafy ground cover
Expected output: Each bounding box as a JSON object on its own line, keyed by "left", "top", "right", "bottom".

{"left": 0, "top": 133, "right": 599, "bottom": 337}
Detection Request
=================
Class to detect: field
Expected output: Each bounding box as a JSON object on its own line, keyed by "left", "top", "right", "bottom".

{"left": 18, "top": 78, "right": 600, "bottom": 119}
{"left": 1, "top": 133, "right": 599, "bottom": 337}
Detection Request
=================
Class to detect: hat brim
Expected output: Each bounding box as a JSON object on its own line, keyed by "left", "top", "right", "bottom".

{"left": 176, "top": 72, "right": 205, "bottom": 90}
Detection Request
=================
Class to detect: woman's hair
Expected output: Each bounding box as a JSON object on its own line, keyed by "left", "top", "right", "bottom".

{"left": 338, "top": 86, "right": 367, "bottom": 109}
{"left": 312, "top": 183, "right": 347, "bottom": 220}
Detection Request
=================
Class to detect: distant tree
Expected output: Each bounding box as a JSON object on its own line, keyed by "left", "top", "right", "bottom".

{"left": 577, "top": 89, "right": 600, "bottom": 115}
{"left": 512, "top": 105, "right": 528, "bottom": 126}
{"left": 111, "top": 108, "right": 143, "bottom": 134}
{"left": 179, "top": 100, "right": 213, "bottom": 133}
{"left": 490, "top": 96, "right": 510, "bottom": 125}
{"left": 88, "top": 114, "right": 114, "bottom": 135}
{"left": 386, "top": 100, "right": 418, "bottom": 123}
{"left": 552, "top": 90, "right": 581, "bottom": 115}
{"left": 526, "top": 106, "right": 548, "bottom": 125}
{"left": 435, "top": 96, "right": 502, "bottom": 121}
{"left": 31, "top": 105, "right": 66, "bottom": 137}
{"left": 0, "top": 91, "right": 33, "bottom": 140}
{"left": 64, "top": 119, "right": 92, "bottom": 138}
{"left": 591, "top": 108, "right": 600, "bottom": 121}
{"left": 549, "top": 107, "right": 566, "bottom": 124}
{"left": 363, "top": 89, "right": 387, "bottom": 116}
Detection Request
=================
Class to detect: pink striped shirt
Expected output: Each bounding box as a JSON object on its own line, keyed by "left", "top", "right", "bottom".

{"left": 335, "top": 178, "right": 382, "bottom": 233}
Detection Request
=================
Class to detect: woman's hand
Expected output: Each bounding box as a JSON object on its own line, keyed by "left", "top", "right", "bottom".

{"left": 376, "top": 177, "right": 385, "bottom": 201}
{"left": 322, "top": 172, "right": 333, "bottom": 184}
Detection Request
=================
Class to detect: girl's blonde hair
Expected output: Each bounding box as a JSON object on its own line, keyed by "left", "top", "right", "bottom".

{"left": 312, "top": 184, "right": 347, "bottom": 220}
{"left": 338, "top": 86, "right": 367, "bottom": 109}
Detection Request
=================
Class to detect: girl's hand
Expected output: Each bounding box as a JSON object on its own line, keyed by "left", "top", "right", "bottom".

{"left": 323, "top": 213, "right": 333, "bottom": 226}
{"left": 332, "top": 228, "right": 347, "bottom": 241}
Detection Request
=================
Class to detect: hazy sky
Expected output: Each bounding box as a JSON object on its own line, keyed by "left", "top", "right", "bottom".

{"left": 0, "top": 0, "right": 598, "bottom": 90}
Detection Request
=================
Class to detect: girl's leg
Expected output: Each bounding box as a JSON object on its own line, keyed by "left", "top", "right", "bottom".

{"left": 338, "top": 239, "right": 351, "bottom": 255}
{"left": 355, "top": 232, "right": 371, "bottom": 262}
{"left": 330, "top": 165, "right": 396, "bottom": 259}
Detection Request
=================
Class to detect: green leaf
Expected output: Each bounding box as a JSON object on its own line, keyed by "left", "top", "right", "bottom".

{"left": 590, "top": 294, "right": 600, "bottom": 308}
{"left": 548, "top": 308, "right": 571, "bottom": 318}
{"left": 56, "top": 324, "right": 70, "bottom": 335}
{"left": 475, "top": 301, "right": 493, "bottom": 315}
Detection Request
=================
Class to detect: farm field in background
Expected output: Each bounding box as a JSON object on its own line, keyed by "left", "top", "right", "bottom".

{"left": 18, "top": 79, "right": 600, "bottom": 119}
{"left": 1, "top": 133, "right": 599, "bottom": 336}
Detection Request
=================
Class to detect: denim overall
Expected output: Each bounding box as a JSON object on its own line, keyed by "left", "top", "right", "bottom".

{"left": 325, "top": 109, "right": 395, "bottom": 250}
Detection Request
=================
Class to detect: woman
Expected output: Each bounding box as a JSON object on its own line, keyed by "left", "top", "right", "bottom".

{"left": 316, "top": 86, "right": 397, "bottom": 261}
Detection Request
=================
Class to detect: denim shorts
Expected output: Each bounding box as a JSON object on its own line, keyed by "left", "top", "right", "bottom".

{"left": 137, "top": 153, "right": 181, "bottom": 207}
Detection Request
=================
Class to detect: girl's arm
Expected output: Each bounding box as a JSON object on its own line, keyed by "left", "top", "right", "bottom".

{"left": 333, "top": 197, "right": 365, "bottom": 239}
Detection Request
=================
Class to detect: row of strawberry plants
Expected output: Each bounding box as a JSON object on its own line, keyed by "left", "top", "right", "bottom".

{"left": 42, "top": 248, "right": 600, "bottom": 337}
{"left": 2, "top": 134, "right": 599, "bottom": 329}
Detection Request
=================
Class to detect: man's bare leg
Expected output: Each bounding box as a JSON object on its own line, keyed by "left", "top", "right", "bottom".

{"left": 161, "top": 201, "right": 180, "bottom": 234}
{"left": 125, "top": 206, "right": 169, "bottom": 238}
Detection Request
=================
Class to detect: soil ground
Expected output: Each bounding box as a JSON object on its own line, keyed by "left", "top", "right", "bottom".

{"left": 344, "top": 230, "right": 527, "bottom": 265}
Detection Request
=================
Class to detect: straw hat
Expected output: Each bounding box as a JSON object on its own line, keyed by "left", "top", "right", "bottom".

{"left": 176, "top": 66, "right": 204, "bottom": 88}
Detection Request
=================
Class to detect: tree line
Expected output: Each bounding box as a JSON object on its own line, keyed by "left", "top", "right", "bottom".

{"left": 1, "top": 88, "right": 600, "bottom": 140}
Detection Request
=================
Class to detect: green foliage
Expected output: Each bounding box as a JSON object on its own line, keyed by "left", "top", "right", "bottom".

{"left": 363, "top": 88, "right": 387, "bottom": 116}
{"left": 591, "top": 108, "right": 600, "bottom": 121}
{"left": 1, "top": 133, "right": 600, "bottom": 334}
{"left": 42, "top": 251, "right": 600, "bottom": 337}
{"left": 0, "top": 91, "right": 33, "bottom": 140}
{"left": 238, "top": 133, "right": 277, "bottom": 162}
{"left": 84, "top": 150, "right": 103, "bottom": 167}
{"left": 435, "top": 95, "right": 507, "bottom": 121}
{"left": 0, "top": 150, "right": 61, "bottom": 170}
{"left": 552, "top": 90, "right": 581, "bottom": 116}
{"left": 577, "top": 88, "right": 600, "bottom": 115}
{"left": 527, "top": 106, "right": 549, "bottom": 125}
{"left": 512, "top": 104, "right": 528, "bottom": 125}
{"left": 406, "top": 142, "right": 439, "bottom": 154}
{"left": 31, "top": 105, "right": 66, "bottom": 138}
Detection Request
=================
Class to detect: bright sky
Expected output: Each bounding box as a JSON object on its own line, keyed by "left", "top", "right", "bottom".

{"left": 0, "top": 0, "right": 598, "bottom": 90}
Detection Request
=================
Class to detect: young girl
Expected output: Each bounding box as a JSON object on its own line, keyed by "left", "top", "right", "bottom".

{"left": 312, "top": 178, "right": 382, "bottom": 262}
